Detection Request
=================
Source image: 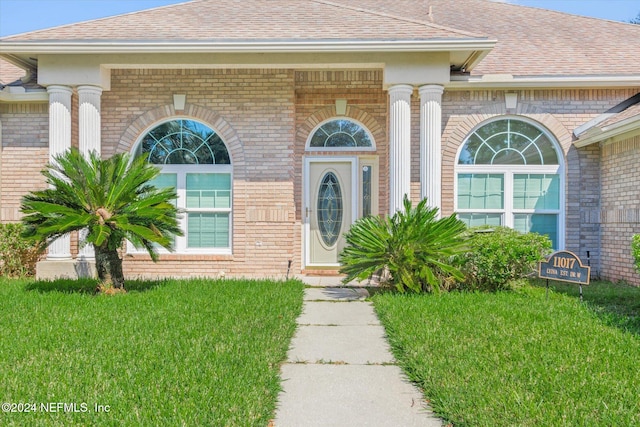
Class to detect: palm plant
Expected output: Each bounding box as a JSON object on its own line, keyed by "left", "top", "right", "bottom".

{"left": 21, "top": 148, "right": 182, "bottom": 291}
{"left": 339, "top": 196, "right": 467, "bottom": 293}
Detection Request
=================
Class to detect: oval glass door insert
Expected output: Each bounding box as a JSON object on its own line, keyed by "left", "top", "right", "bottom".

{"left": 317, "top": 172, "right": 343, "bottom": 247}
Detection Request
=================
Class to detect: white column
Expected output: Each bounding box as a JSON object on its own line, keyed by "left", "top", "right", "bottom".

{"left": 419, "top": 84, "right": 444, "bottom": 215}
{"left": 388, "top": 84, "right": 413, "bottom": 214}
{"left": 78, "top": 85, "right": 102, "bottom": 259}
{"left": 46, "top": 85, "right": 73, "bottom": 260}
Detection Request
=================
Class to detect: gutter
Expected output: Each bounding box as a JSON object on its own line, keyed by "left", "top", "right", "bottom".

{"left": 574, "top": 116, "right": 640, "bottom": 147}
{"left": 0, "top": 39, "right": 497, "bottom": 54}
{"left": 447, "top": 74, "right": 640, "bottom": 89}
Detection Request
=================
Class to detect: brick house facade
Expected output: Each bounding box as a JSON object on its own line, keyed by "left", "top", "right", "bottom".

{"left": 1, "top": 0, "right": 639, "bottom": 284}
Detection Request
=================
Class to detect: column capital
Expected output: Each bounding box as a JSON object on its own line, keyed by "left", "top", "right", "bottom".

{"left": 388, "top": 84, "right": 414, "bottom": 96}
{"left": 418, "top": 84, "right": 444, "bottom": 98}
{"left": 77, "top": 85, "right": 103, "bottom": 96}
{"left": 46, "top": 85, "right": 74, "bottom": 96}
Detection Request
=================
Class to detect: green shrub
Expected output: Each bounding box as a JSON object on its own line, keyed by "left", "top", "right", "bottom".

{"left": 339, "top": 197, "right": 468, "bottom": 293}
{"left": 0, "top": 223, "right": 45, "bottom": 277}
{"left": 455, "top": 226, "right": 552, "bottom": 291}
{"left": 632, "top": 234, "right": 640, "bottom": 274}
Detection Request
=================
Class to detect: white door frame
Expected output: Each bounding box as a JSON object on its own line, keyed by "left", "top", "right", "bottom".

{"left": 303, "top": 156, "right": 358, "bottom": 268}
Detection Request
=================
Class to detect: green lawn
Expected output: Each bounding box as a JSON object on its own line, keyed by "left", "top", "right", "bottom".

{"left": 0, "top": 277, "right": 304, "bottom": 426}
{"left": 373, "top": 282, "right": 640, "bottom": 426}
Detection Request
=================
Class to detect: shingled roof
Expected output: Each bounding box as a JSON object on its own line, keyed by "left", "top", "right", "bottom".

{"left": 1, "top": 0, "right": 639, "bottom": 78}
{"left": 0, "top": 59, "right": 25, "bottom": 86}
{"left": 0, "top": 0, "right": 481, "bottom": 42}
{"left": 346, "top": 0, "right": 640, "bottom": 77}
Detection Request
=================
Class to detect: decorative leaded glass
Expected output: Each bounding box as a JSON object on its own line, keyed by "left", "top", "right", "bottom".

{"left": 458, "top": 119, "right": 559, "bottom": 165}
{"left": 137, "top": 119, "right": 230, "bottom": 165}
{"left": 309, "top": 119, "right": 373, "bottom": 148}
{"left": 317, "top": 172, "right": 343, "bottom": 246}
{"left": 362, "top": 166, "right": 372, "bottom": 217}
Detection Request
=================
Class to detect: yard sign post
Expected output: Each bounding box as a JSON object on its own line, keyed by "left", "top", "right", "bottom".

{"left": 538, "top": 251, "right": 590, "bottom": 301}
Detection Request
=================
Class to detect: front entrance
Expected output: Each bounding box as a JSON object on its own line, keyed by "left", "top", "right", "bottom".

{"left": 304, "top": 158, "right": 357, "bottom": 267}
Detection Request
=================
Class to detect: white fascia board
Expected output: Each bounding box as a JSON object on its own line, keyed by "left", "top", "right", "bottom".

{"left": 0, "top": 90, "right": 48, "bottom": 103}
{"left": 574, "top": 117, "right": 640, "bottom": 148}
{"left": 0, "top": 39, "right": 496, "bottom": 54}
{"left": 447, "top": 75, "right": 640, "bottom": 89}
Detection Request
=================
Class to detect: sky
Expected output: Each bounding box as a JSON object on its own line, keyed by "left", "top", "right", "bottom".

{"left": 0, "top": 0, "right": 638, "bottom": 37}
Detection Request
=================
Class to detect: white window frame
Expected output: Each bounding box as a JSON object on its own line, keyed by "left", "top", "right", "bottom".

{"left": 306, "top": 118, "right": 377, "bottom": 152}
{"left": 454, "top": 117, "right": 565, "bottom": 249}
{"left": 127, "top": 118, "right": 233, "bottom": 256}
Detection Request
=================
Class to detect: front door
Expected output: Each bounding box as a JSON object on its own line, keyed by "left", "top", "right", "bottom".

{"left": 305, "top": 158, "right": 356, "bottom": 267}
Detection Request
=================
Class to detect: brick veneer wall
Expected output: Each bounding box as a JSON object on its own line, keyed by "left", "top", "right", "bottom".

{"left": 0, "top": 103, "right": 49, "bottom": 222}
{"left": 104, "top": 69, "right": 388, "bottom": 278}
{"left": 599, "top": 134, "right": 640, "bottom": 285}
{"left": 2, "top": 77, "right": 637, "bottom": 282}
{"left": 101, "top": 69, "right": 297, "bottom": 277}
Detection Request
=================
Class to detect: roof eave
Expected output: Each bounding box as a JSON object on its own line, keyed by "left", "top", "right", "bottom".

{"left": 0, "top": 90, "right": 48, "bottom": 103}
{"left": 0, "top": 39, "right": 496, "bottom": 54}
{"left": 574, "top": 116, "right": 640, "bottom": 148}
{"left": 448, "top": 74, "right": 640, "bottom": 89}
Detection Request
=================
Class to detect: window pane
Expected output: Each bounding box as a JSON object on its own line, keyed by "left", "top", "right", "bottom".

{"left": 514, "top": 214, "right": 558, "bottom": 249}
{"left": 513, "top": 174, "right": 559, "bottom": 210}
{"left": 138, "top": 119, "right": 230, "bottom": 165}
{"left": 186, "top": 174, "right": 231, "bottom": 209}
{"left": 188, "top": 213, "right": 229, "bottom": 248}
{"left": 458, "top": 213, "right": 502, "bottom": 228}
{"left": 151, "top": 174, "right": 177, "bottom": 206}
{"left": 457, "top": 174, "right": 504, "bottom": 210}
{"left": 317, "top": 172, "right": 343, "bottom": 247}
{"left": 362, "top": 165, "right": 372, "bottom": 217}
{"left": 459, "top": 119, "right": 559, "bottom": 165}
{"left": 309, "top": 119, "right": 372, "bottom": 148}
{"left": 151, "top": 173, "right": 177, "bottom": 190}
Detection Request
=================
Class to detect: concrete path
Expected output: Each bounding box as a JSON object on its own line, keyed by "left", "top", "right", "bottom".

{"left": 273, "top": 282, "right": 443, "bottom": 426}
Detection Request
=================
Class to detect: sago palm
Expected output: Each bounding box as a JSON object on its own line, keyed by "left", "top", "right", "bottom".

{"left": 21, "top": 148, "right": 182, "bottom": 291}
{"left": 339, "top": 196, "right": 467, "bottom": 293}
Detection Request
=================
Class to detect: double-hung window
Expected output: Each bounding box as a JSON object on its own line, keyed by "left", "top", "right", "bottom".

{"left": 455, "top": 118, "right": 563, "bottom": 249}
{"left": 133, "top": 119, "right": 232, "bottom": 254}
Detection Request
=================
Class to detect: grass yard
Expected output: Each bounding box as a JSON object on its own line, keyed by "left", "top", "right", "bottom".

{"left": 0, "top": 277, "right": 304, "bottom": 426}
{"left": 373, "top": 282, "right": 640, "bottom": 426}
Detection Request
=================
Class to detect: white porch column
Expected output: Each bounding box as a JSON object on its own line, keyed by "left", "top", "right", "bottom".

{"left": 46, "top": 85, "right": 73, "bottom": 260}
{"left": 419, "top": 84, "right": 444, "bottom": 215}
{"left": 388, "top": 84, "right": 413, "bottom": 214}
{"left": 78, "top": 85, "right": 102, "bottom": 259}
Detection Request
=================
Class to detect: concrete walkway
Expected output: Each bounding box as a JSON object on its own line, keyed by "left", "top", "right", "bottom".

{"left": 273, "top": 279, "right": 442, "bottom": 426}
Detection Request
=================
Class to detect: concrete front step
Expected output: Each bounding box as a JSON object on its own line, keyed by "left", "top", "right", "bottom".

{"left": 304, "top": 287, "right": 369, "bottom": 301}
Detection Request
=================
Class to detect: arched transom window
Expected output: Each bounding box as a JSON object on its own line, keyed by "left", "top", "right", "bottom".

{"left": 134, "top": 119, "right": 232, "bottom": 253}
{"left": 456, "top": 118, "right": 564, "bottom": 249}
{"left": 308, "top": 119, "right": 374, "bottom": 150}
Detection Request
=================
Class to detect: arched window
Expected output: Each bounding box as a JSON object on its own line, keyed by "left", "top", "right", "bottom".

{"left": 455, "top": 118, "right": 564, "bottom": 248}
{"left": 134, "top": 119, "right": 232, "bottom": 253}
{"left": 307, "top": 119, "right": 374, "bottom": 150}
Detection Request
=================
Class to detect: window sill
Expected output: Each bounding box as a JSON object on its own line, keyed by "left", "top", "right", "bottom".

{"left": 125, "top": 253, "right": 234, "bottom": 261}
